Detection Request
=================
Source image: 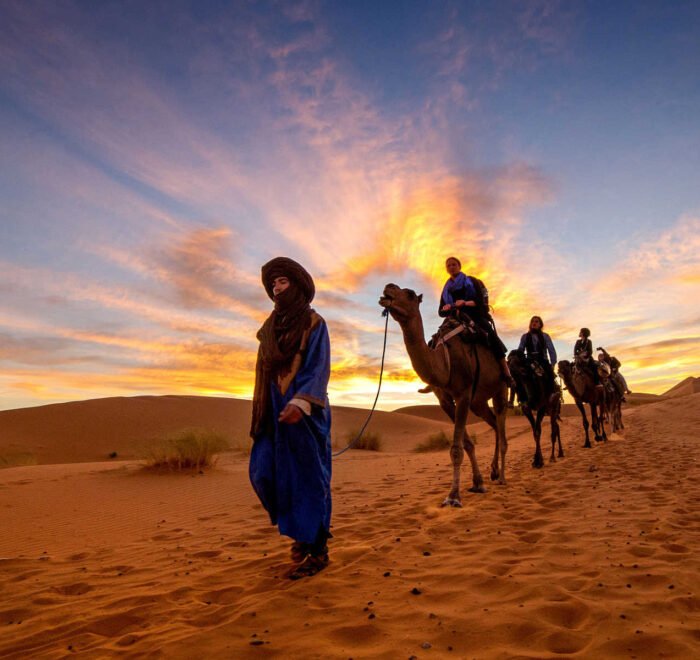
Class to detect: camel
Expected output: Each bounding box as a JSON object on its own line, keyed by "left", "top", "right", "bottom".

{"left": 507, "top": 350, "right": 563, "bottom": 468}
{"left": 379, "top": 283, "right": 508, "bottom": 507}
{"left": 557, "top": 357, "right": 608, "bottom": 447}
{"left": 601, "top": 373, "right": 624, "bottom": 433}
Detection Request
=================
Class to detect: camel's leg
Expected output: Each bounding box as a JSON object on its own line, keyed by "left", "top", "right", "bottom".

{"left": 548, "top": 394, "right": 563, "bottom": 460}
{"left": 462, "top": 432, "right": 485, "bottom": 494}
{"left": 593, "top": 386, "right": 606, "bottom": 441}
{"left": 532, "top": 408, "right": 546, "bottom": 469}
{"left": 576, "top": 400, "right": 591, "bottom": 448}
{"left": 471, "top": 399, "right": 501, "bottom": 484}
{"left": 443, "top": 395, "right": 470, "bottom": 507}
{"left": 484, "top": 387, "right": 508, "bottom": 485}
{"left": 495, "top": 402, "right": 508, "bottom": 485}
{"left": 434, "top": 388, "right": 456, "bottom": 423}
{"left": 521, "top": 405, "right": 543, "bottom": 469}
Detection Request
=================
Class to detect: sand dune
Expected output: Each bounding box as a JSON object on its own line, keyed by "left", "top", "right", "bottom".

{"left": 663, "top": 376, "right": 700, "bottom": 398}
{"left": 0, "top": 396, "right": 462, "bottom": 465}
{"left": 1, "top": 390, "right": 699, "bottom": 658}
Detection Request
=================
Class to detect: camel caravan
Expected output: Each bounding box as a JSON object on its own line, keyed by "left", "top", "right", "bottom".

{"left": 378, "top": 257, "right": 631, "bottom": 508}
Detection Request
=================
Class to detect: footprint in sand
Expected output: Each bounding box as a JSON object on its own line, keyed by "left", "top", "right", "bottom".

{"left": 191, "top": 550, "right": 222, "bottom": 559}
{"left": 52, "top": 582, "right": 93, "bottom": 596}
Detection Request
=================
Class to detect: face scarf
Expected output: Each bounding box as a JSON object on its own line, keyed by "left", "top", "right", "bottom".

{"left": 441, "top": 272, "right": 471, "bottom": 305}
{"left": 250, "top": 258, "right": 315, "bottom": 439}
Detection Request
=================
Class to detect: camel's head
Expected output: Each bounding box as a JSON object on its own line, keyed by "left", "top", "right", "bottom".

{"left": 378, "top": 283, "right": 423, "bottom": 324}
{"left": 557, "top": 360, "right": 572, "bottom": 379}
{"left": 507, "top": 349, "right": 529, "bottom": 378}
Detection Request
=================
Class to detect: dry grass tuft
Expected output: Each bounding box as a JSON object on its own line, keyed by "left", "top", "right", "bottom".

{"left": 143, "top": 429, "right": 230, "bottom": 471}
{"left": 0, "top": 453, "right": 38, "bottom": 468}
{"left": 344, "top": 428, "right": 383, "bottom": 451}
{"left": 414, "top": 431, "right": 451, "bottom": 452}
{"left": 414, "top": 430, "right": 479, "bottom": 452}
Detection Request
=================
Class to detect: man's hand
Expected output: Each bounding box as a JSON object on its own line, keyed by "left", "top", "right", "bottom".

{"left": 441, "top": 304, "right": 452, "bottom": 312}
{"left": 455, "top": 300, "right": 476, "bottom": 307}
{"left": 278, "top": 403, "right": 303, "bottom": 424}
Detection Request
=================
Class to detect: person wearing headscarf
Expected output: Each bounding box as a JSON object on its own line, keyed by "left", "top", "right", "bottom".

{"left": 517, "top": 315, "right": 558, "bottom": 400}
{"left": 574, "top": 327, "right": 599, "bottom": 384}
{"left": 518, "top": 316, "right": 557, "bottom": 369}
{"left": 438, "top": 256, "right": 514, "bottom": 386}
{"left": 249, "top": 257, "right": 332, "bottom": 580}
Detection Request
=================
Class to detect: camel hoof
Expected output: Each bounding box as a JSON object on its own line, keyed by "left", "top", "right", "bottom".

{"left": 490, "top": 470, "right": 499, "bottom": 481}
{"left": 468, "top": 485, "right": 487, "bottom": 494}
{"left": 558, "top": 451, "right": 565, "bottom": 458}
{"left": 532, "top": 460, "right": 544, "bottom": 469}
{"left": 441, "top": 497, "right": 462, "bottom": 508}
{"left": 498, "top": 478, "right": 507, "bottom": 486}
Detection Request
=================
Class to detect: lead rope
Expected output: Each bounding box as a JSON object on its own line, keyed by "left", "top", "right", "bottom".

{"left": 332, "top": 308, "right": 391, "bottom": 458}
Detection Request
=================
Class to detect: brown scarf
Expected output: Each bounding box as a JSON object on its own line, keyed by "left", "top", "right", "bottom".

{"left": 250, "top": 259, "right": 316, "bottom": 439}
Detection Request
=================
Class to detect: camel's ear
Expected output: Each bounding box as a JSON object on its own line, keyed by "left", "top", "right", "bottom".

{"left": 417, "top": 293, "right": 423, "bottom": 303}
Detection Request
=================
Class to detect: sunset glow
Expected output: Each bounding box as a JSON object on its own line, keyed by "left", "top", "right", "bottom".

{"left": 1, "top": 1, "right": 699, "bottom": 411}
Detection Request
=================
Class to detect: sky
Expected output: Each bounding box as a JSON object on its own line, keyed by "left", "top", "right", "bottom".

{"left": 1, "top": 0, "right": 699, "bottom": 411}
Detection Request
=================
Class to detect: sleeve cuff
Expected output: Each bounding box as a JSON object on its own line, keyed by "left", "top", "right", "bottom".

{"left": 289, "top": 398, "right": 312, "bottom": 415}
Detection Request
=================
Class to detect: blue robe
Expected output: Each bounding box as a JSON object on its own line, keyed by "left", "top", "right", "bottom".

{"left": 249, "top": 319, "right": 332, "bottom": 544}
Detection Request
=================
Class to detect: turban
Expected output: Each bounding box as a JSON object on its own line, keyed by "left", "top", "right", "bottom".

{"left": 261, "top": 257, "right": 315, "bottom": 303}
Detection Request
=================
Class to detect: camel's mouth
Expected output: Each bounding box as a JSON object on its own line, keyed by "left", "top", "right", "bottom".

{"left": 378, "top": 284, "right": 398, "bottom": 308}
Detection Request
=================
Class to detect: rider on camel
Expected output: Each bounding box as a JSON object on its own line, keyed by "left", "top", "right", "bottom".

{"left": 574, "top": 327, "right": 599, "bottom": 384}
{"left": 438, "top": 256, "right": 514, "bottom": 386}
{"left": 597, "top": 346, "right": 632, "bottom": 397}
{"left": 518, "top": 315, "right": 558, "bottom": 391}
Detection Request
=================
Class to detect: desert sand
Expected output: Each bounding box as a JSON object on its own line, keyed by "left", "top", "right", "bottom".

{"left": 1, "top": 389, "right": 699, "bottom": 658}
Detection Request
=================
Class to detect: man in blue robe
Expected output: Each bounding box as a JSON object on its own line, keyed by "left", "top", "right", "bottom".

{"left": 249, "top": 257, "right": 332, "bottom": 580}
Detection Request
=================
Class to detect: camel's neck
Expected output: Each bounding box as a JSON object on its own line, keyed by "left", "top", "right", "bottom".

{"left": 397, "top": 314, "right": 448, "bottom": 386}
{"left": 563, "top": 367, "right": 590, "bottom": 400}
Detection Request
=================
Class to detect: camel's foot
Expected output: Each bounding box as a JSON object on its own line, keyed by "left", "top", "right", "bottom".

{"left": 497, "top": 477, "right": 507, "bottom": 486}
{"left": 490, "top": 467, "right": 500, "bottom": 481}
{"left": 583, "top": 440, "right": 592, "bottom": 448}
{"left": 594, "top": 435, "right": 603, "bottom": 442}
{"left": 532, "top": 454, "right": 544, "bottom": 469}
{"left": 441, "top": 497, "right": 463, "bottom": 508}
{"left": 468, "top": 484, "right": 487, "bottom": 494}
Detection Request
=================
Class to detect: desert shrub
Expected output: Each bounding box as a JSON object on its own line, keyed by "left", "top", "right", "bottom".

{"left": 230, "top": 437, "right": 253, "bottom": 455}
{"left": 344, "top": 428, "right": 382, "bottom": 451}
{"left": 414, "top": 430, "right": 451, "bottom": 452}
{"left": 414, "top": 431, "right": 478, "bottom": 452}
{"left": 0, "top": 453, "right": 38, "bottom": 468}
{"left": 144, "top": 429, "right": 230, "bottom": 471}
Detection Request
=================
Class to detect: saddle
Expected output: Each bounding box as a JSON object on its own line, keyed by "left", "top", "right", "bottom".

{"left": 430, "top": 313, "right": 489, "bottom": 349}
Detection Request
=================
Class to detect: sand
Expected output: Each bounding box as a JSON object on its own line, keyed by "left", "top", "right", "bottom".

{"left": 1, "top": 392, "right": 699, "bottom": 658}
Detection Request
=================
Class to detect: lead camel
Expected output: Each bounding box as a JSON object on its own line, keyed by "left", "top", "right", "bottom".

{"left": 379, "top": 283, "right": 508, "bottom": 507}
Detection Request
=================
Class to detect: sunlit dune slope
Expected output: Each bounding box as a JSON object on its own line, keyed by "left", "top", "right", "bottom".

{"left": 0, "top": 396, "right": 464, "bottom": 464}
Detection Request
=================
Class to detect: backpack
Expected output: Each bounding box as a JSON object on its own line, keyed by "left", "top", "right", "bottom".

{"left": 468, "top": 276, "right": 489, "bottom": 311}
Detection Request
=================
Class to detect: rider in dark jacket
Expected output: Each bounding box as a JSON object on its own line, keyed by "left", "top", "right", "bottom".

{"left": 518, "top": 315, "right": 558, "bottom": 390}
{"left": 574, "top": 328, "right": 599, "bottom": 384}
